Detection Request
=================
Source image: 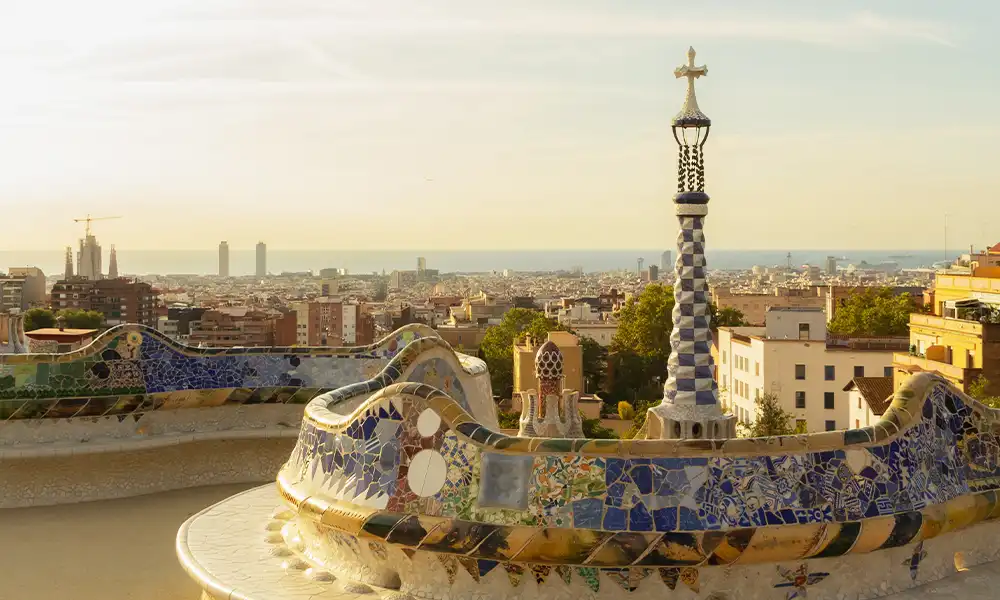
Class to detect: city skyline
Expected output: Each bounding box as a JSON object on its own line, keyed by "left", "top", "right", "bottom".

{"left": 1, "top": 1, "right": 998, "bottom": 252}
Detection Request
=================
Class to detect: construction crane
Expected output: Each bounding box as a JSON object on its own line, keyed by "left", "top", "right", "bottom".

{"left": 73, "top": 214, "right": 121, "bottom": 237}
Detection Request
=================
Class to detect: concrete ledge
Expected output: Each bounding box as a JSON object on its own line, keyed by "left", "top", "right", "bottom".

{"left": 0, "top": 438, "right": 294, "bottom": 508}
{"left": 0, "top": 426, "right": 298, "bottom": 459}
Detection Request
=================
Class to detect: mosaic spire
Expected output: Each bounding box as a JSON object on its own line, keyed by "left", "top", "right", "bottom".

{"left": 649, "top": 47, "right": 735, "bottom": 440}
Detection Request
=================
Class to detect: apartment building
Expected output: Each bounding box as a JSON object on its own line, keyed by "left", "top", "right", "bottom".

{"left": 188, "top": 307, "right": 283, "bottom": 347}
{"left": 50, "top": 278, "right": 158, "bottom": 327}
{"left": 717, "top": 307, "right": 907, "bottom": 432}
{"left": 0, "top": 267, "right": 46, "bottom": 311}
{"left": 892, "top": 271, "right": 1000, "bottom": 396}
{"left": 711, "top": 284, "right": 925, "bottom": 326}
{"left": 293, "top": 298, "right": 375, "bottom": 346}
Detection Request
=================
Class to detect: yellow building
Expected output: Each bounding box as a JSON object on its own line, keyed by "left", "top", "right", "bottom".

{"left": 892, "top": 272, "right": 1000, "bottom": 395}
{"left": 513, "top": 331, "right": 584, "bottom": 398}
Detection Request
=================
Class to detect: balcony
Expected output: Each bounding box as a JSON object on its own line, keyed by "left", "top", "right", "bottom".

{"left": 909, "top": 313, "right": 987, "bottom": 337}
{"left": 892, "top": 352, "right": 980, "bottom": 389}
{"left": 826, "top": 335, "right": 909, "bottom": 352}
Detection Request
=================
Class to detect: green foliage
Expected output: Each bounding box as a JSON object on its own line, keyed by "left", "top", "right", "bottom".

{"left": 828, "top": 288, "right": 923, "bottom": 336}
{"left": 740, "top": 392, "right": 796, "bottom": 437}
{"left": 581, "top": 413, "right": 618, "bottom": 439}
{"left": 620, "top": 398, "right": 656, "bottom": 439}
{"left": 479, "top": 308, "right": 563, "bottom": 399}
{"left": 496, "top": 410, "right": 520, "bottom": 430}
{"left": 968, "top": 375, "right": 1000, "bottom": 409}
{"left": 578, "top": 335, "right": 607, "bottom": 393}
{"left": 372, "top": 281, "right": 388, "bottom": 302}
{"left": 980, "top": 305, "right": 1000, "bottom": 325}
{"left": 56, "top": 309, "right": 104, "bottom": 329}
{"left": 617, "top": 401, "right": 635, "bottom": 421}
{"left": 611, "top": 284, "right": 674, "bottom": 359}
{"left": 710, "top": 304, "right": 748, "bottom": 327}
{"left": 23, "top": 308, "right": 55, "bottom": 331}
{"left": 609, "top": 284, "right": 673, "bottom": 400}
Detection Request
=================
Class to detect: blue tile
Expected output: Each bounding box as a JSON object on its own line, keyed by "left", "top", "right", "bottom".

{"left": 603, "top": 507, "right": 627, "bottom": 531}
{"left": 678, "top": 507, "right": 703, "bottom": 531}
{"left": 653, "top": 507, "right": 677, "bottom": 531}
{"left": 572, "top": 498, "right": 603, "bottom": 529}
{"left": 629, "top": 503, "right": 653, "bottom": 531}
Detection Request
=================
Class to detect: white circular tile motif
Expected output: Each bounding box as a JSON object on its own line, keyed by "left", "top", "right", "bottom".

{"left": 416, "top": 408, "right": 441, "bottom": 437}
{"left": 407, "top": 449, "right": 447, "bottom": 497}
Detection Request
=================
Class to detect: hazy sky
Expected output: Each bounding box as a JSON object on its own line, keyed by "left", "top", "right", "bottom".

{"left": 1, "top": 1, "right": 997, "bottom": 252}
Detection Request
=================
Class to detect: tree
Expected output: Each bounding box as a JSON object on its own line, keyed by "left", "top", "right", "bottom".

{"left": 496, "top": 410, "right": 520, "bottom": 430}
{"left": 709, "top": 304, "right": 748, "bottom": 327}
{"left": 581, "top": 414, "right": 618, "bottom": 439}
{"left": 56, "top": 309, "right": 104, "bottom": 329}
{"left": 828, "top": 288, "right": 924, "bottom": 336}
{"left": 968, "top": 375, "right": 1000, "bottom": 409}
{"left": 741, "top": 392, "right": 797, "bottom": 437}
{"left": 578, "top": 335, "right": 607, "bottom": 394}
{"left": 611, "top": 284, "right": 674, "bottom": 361}
{"left": 609, "top": 284, "right": 674, "bottom": 400}
{"left": 479, "top": 308, "right": 563, "bottom": 399}
{"left": 617, "top": 401, "right": 635, "bottom": 421}
{"left": 23, "top": 308, "right": 55, "bottom": 331}
{"left": 372, "top": 280, "right": 388, "bottom": 302}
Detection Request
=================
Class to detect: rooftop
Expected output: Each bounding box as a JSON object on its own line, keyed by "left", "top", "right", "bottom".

{"left": 844, "top": 376, "right": 895, "bottom": 415}
{"left": 25, "top": 328, "right": 98, "bottom": 339}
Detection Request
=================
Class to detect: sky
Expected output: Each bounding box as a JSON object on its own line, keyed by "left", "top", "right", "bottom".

{"left": 0, "top": 0, "right": 998, "bottom": 252}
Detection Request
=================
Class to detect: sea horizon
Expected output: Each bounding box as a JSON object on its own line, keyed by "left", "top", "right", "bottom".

{"left": 0, "top": 249, "right": 958, "bottom": 278}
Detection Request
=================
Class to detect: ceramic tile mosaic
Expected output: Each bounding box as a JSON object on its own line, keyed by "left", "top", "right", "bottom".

{"left": 278, "top": 374, "right": 1000, "bottom": 571}
{"left": 0, "top": 323, "right": 488, "bottom": 422}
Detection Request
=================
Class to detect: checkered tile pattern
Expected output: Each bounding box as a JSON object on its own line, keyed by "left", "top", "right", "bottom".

{"left": 664, "top": 216, "right": 719, "bottom": 406}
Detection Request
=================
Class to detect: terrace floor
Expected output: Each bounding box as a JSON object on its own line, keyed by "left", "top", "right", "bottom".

{"left": 0, "top": 482, "right": 256, "bottom": 600}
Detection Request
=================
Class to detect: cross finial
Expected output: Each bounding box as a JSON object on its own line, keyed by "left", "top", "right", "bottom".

{"left": 671, "top": 46, "right": 710, "bottom": 127}
{"left": 674, "top": 46, "right": 707, "bottom": 84}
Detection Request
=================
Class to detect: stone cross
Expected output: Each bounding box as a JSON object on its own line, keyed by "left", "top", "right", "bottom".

{"left": 674, "top": 46, "right": 707, "bottom": 87}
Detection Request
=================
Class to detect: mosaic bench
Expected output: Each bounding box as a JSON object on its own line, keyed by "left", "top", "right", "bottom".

{"left": 178, "top": 371, "right": 1000, "bottom": 600}
{"left": 0, "top": 323, "right": 492, "bottom": 507}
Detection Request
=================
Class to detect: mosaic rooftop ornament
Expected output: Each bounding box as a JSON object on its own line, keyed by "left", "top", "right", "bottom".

{"left": 649, "top": 47, "right": 736, "bottom": 441}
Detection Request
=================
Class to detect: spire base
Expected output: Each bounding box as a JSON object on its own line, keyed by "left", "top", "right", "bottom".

{"left": 646, "top": 402, "right": 736, "bottom": 440}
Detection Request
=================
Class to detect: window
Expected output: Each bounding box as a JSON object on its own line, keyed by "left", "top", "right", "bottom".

{"left": 755, "top": 361, "right": 760, "bottom": 376}
{"left": 824, "top": 365, "right": 835, "bottom": 381}
{"left": 798, "top": 323, "right": 810, "bottom": 340}
{"left": 755, "top": 388, "right": 760, "bottom": 400}
{"left": 824, "top": 392, "right": 835, "bottom": 410}
{"left": 722, "top": 351, "right": 727, "bottom": 364}
{"left": 884, "top": 366, "right": 893, "bottom": 378}
{"left": 856, "top": 419, "right": 860, "bottom": 428}
{"left": 722, "top": 374, "right": 728, "bottom": 389}
{"left": 795, "top": 364, "right": 806, "bottom": 380}
{"left": 825, "top": 420, "right": 836, "bottom": 431}
{"left": 795, "top": 391, "right": 806, "bottom": 409}
{"left": 858, "top": 396, "right": 862, "bottom": 409}
{"left": 854, "top": 365, "right": 864, "bottom": 377}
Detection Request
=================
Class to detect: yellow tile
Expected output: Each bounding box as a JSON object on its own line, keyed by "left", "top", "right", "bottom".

{"left": 802, "top": 524, "right": 842, "bottom": 558}
{"left": 849, "top": 516, "right": 896, "bottom": 554}
{"left": 512, "top": 528, "right": 610, "bottom": 564}
{"left": 737, "top": 524, "right": 825, "bottom": 564}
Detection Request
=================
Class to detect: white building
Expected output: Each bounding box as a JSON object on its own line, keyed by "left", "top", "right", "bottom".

{"left": 844, "top": 377, "right": 894, "bottom": 430}
{"left": 156, "top": 316, "right": 180, "bottom": 339}
{"left": 553, "top": 303, "right": 618, "bottom": 346}
{"left": 716, "top": 307, "right": 906, "bottom": 433}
